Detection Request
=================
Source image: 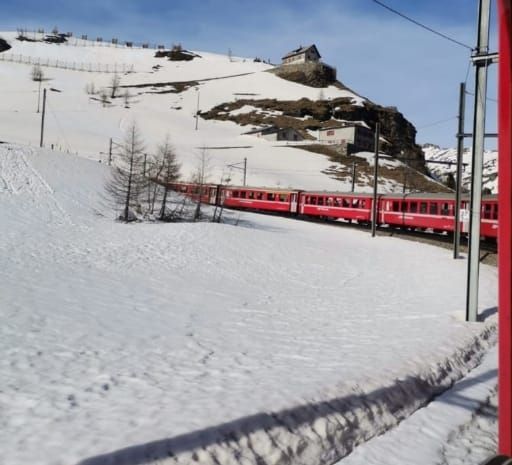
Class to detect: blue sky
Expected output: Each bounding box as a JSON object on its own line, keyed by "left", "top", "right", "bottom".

{"left": 1, "top": 0, "right": 499, "bottom": 148}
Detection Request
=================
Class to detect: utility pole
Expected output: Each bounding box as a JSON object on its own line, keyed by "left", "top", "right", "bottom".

{"left": 466, "top": 0, "right": 491, "bottom": 322}
{"left": 37, "top": 79, "right": 42, "bottom": 113}
{"left": 454, "top": 82, "right": 466, "bottom": 259}
{"left": 39, "top": 88, "right": 46, "bottom": 148}
{"left": 351, "top": 161, "right": 356, "bottom": 192}
{"left": 195, "top": 88, "right": 200, "bottom": 130}
{"left": 243, "top": 157, "right": 247, "bottom": 186}
{"left": 371, "top": 122, "right": 380, "bottom": 238}
{"left": 143, "top": 153, "right": 147, "bottom": 177}
{"left": 108, "top": 138, "right": 113, "bottom": 166}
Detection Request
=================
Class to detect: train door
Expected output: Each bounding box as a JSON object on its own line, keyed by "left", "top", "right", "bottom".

{"left": 290, "top": 192, "right": 298, "bottom": 213}
{"left": 460, "top": 200, "right": 470, "bottom": 233}
{"left": 209, "top": 186, "right": 217, "bottom": 205}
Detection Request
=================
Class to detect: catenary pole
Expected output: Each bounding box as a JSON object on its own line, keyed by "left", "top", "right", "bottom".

{"left": 39, "top": 88, "right": 46, "bottom": 148}
{"left": 371, "top": 122, "right": 380, "bottom": 238}
{"left": 108, "top": 138, "right": 113, "bottom": 166}
{"left": 243, "top": 157, "right": 247, "bottom": 186}
{"left": 351, "top": 161, "right": 356, "bottom": 192}
{"left": 454, "top": 82, "right": 466, "bottom": 259}
{"left": 466, "top": 0, "right": 491, "bottom": 322}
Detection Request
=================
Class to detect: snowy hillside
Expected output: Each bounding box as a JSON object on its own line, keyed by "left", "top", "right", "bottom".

{"left": 423, "top": 144, "right": 498, "bottom": 194}
{"left": 0, "top": 142, "right": 498, "bottom": 465}
{"left": 0, "top": 30, "right": 436, "bottom": 193}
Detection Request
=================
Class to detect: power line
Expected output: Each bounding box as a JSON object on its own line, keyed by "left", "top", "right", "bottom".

{"left": 370, "top": 0, "right": 474, "bottom": 50}
{"left": 417, "top": 116, "right": 458, "bottom": 129}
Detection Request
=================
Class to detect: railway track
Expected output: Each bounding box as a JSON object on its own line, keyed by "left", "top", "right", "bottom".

{"left": 297, "top": 214, "right": 498, "bottom": 266}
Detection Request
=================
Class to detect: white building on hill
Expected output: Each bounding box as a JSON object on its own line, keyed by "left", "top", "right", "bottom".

{"left": 318, "top": 124, "right": 375, "bottom": 153}
{"left": 281, "top": 45, "right": 321, "bottom": 65}
{"left": 243, "top": 125, "right": 304, "bottom": 142}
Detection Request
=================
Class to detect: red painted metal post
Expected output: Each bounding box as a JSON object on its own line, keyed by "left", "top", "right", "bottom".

{"left": 498, "top": 0, "right": 512, "bottom": 456}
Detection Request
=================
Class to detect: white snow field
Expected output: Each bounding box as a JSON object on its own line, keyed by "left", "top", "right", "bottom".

{"left": 0, "top": 144, "right": 497, "bottom": 465}
{"left": 0, "top": 31, "right": 411, "bottom": 193}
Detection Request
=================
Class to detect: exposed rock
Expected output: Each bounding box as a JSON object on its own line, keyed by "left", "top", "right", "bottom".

{"left": 154, "top": 49, "right": 201, "bottom": 61}
{"left": 0, "top": 37, "right": 11, "bottom": 53}
{"left": 201, "top": 97, "right": 425, "bottom": 171}
{"left": 270, "top": 62, "right": 337, "bottom": 88}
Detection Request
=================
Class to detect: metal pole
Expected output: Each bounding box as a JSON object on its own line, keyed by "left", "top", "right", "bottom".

{"left": 37, "top": 79, "right": 41, "bottom": 113}
{"left": 108, "top": 138, "right": 113, "bottom": 165}
{"left": 195, "top": 89, "right": 200, "bottom": 130}
{"left": 371, "top": 122, "right": 380, "bottom": 238}
{"left": 351, "top": 161, "right": 356, "bottom": 192}
{"left": 39, "top": 88, "right": 46, "bottom": 148}
{"left": 143, "top": 153, "right": 147, "bottom": 177}
{"left": 402, "top": 166, "right": 407, "bottom": 193}
{"left": 454, "top": 82, "right": 466, "bottom": 259}
{"left": 466, "top": 0, "right": 491, "bottom": 322}
{"left": 243, "top": 157, "right": 247, "bottom": 186}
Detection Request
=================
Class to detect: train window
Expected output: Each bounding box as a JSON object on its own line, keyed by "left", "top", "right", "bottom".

{"left": 342, "top": 198, "right": 350, "bottom": 207}
{"left": 240, "top": 191, "right": 247, "bottom": 199}
{"left": 429, "top": 203, "right": 439, "bottom": 215}
{"left": 420, "top": 202, "right": 427, "bottom": 213}
{"left": 279, "top": 194, "right": 287, "bottom": 202}
{"left": 232, "top": 191, "right": 239, "bottom": 198}
{"left": 318, "top": 197, "right": 324, "bottom": 206}
{"left": 327, "top": 197, "right": 333, "bottom": 206}
{"left": 267, "top": 193, "right": 275, "bottom": 201}
{"left": 494, "top": 204, "right": 498, "bottom": 220}
{"left": 392, "top": 201, "right": 400, "bottom": 212}
{"left": 483, "top": 203, "right": 492, "bottom": 219}
{"left": 360, "top": 199, "right": 366, "bottom": 208}
{"left": 401, "top": 202, "right": 407, "bottom": 212}
{"left": 256, "top": 192, "right": 263, "bottom": 200}
{"left": 248, "top": 191, "right": 255, "bottom": 199}
{"left": 334, "top": 198, "right": 341, "bottom": 207}
{"left": 441, "top": 203, "right": 450, "bottom": 215}
{"left": 352, "top": 199, "right": 360, "bottom": 208}
{"left": 310, "top": 196, "right": 317, "bottom": 205}
{"left": 410, "top": 202, "right": 417, "bottom": 213}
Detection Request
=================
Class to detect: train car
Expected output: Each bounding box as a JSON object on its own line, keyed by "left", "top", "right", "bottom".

{"left": 168, "top": 182, "right": 219, "bottom": 204}
{"left": 299, "top": 191, "right": 373, "bottom": 223}
{"left": 220, "top": 186, "right": 300, "bottom": 214}
{"left": 379, "top": 193, "right": 498, "bottom": 239}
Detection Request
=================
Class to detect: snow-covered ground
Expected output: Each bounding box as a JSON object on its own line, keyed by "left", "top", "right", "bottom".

{"left": 0, "top": 144, "right": 498, "bottom": 465}
{"left": 0, "top": 31, "right": 367, "bottom": 192}
{"left": 423, "top": 145, "right": 498, "bottom": 194}
{"left": 0, "top": 31, "right": 416, "bottom": 193}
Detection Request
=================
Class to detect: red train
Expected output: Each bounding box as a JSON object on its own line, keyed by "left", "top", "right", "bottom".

{"left": 169, "top": 182, "right": 498, "bottom": 240}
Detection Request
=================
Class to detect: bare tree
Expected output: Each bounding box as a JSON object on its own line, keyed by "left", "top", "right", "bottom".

{"left": 123, "top": 89, "right": 131, "bottom": 108}
{"left": 31, "top": 65, "right": 44, "bottom": 113}
{"left": 105, "top": 123, "right": 146, "bottom": 221}
{"left": 100, "top": 90, "right": 110, "bottom": 107}
{"left": 110, "top": 73, "right": 121, "bottom": 98}
{"left": 192, "top": 147, "right": 211, "bottom": 221}
{"left": 155, "top": 137, "right": 181, "bottom": 220}
{"left": 85, "top": 81, "right": 96, "bottom": 95}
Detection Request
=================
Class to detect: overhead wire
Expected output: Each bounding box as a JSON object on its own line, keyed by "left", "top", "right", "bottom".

{"left": 370, "top": 0, "right": 474, "bottom": 50}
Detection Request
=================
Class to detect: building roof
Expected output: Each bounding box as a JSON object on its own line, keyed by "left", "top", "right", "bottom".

{"left": 282, "top": 44, "right": 321, "bottom": 60}
{"left": 242, "top": 125, "right": 302, "bottom": 136}
{"left": 242, "top": 125, "right": 278, "bottom": 135}
{"left": 318, "top": 123, "right": 370, "bottom": 132}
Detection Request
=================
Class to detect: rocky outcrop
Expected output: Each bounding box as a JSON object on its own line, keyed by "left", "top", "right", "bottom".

{"left": 202, "top": 97, "right": 425, "bottom": 170}
{"left": 270, "top": 62, "right": 337, "bottom": 88}
{"left": 0, "top": 37, "right": 11, "bottom": 53}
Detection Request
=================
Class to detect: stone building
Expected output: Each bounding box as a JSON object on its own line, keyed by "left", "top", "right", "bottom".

{"left": 318, "top": 124, "right": 375, "bottom": 154}
{"left": 243, "top": 126, "right": 304, "bottom": 142}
